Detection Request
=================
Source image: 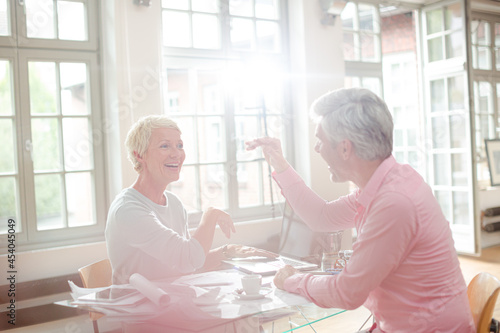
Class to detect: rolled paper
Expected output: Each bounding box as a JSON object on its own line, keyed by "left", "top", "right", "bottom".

{"left": 129, "top": 273, "right": 170, "bottom": 307}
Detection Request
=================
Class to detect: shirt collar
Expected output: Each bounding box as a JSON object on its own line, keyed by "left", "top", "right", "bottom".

{"left": 357, "top": 155, "right": 397, "bottom": 208}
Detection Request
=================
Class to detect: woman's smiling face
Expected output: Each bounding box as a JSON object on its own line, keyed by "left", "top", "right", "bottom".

{"left": 141, "top": 127, "right": 186, "bottom": 186}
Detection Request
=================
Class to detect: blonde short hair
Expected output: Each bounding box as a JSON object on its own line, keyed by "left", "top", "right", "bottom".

{"left": 125, "top": 115, "right": 181, "bottom": 173}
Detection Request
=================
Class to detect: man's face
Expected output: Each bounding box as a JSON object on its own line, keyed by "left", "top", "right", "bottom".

{"left": 314, "top": 124, "right": 349, "bottom": 183}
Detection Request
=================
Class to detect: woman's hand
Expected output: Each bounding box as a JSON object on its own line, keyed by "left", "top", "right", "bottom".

{"left": 204, "top": 208, "right": 236, "bottom": 239}
{"left": 223, "top": 244, "right": 279, "bottom": 259}
{"left": 245, "top": 137, "right": 290, "bottom": 173}
{"left": 273, "top": 265, "right": 298, "bottom": 290}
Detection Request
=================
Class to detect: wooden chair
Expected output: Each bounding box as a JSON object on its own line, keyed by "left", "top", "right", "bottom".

{"left": 467, "top": 272, "right": 500, "bottom": 333}
{"left": 78, "top": 259, "right": 112, "bottom": 333}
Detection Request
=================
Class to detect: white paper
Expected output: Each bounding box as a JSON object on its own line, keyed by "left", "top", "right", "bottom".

{"left": 129, "top": 273, "right": 170, "bottom": 307}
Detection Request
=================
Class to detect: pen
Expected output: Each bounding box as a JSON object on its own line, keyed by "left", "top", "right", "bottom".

{"left": 193, "top": 282, "right": 233, "bottom": 287}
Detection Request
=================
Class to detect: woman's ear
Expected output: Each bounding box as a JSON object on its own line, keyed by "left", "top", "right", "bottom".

{"left": 134, "top": 151, "right": 143, "bottom": 162}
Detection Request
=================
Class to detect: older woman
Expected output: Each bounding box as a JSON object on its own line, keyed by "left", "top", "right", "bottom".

{"left": 106, "top": 115, "right": 274, "bottom": 284}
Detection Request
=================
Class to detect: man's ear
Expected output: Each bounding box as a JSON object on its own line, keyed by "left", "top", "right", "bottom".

{"left": 342, "top": 140, "right": 353, "bottom": 160}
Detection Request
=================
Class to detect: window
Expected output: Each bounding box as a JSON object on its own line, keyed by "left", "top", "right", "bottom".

{"left": 470, "top": 15, "right": 500, "bottom": 187}
{"left": 161, "top": 0, "right": 289, "bottom": 223}
{"left": 0, "top": 0, "right": 105, "bottom": 250}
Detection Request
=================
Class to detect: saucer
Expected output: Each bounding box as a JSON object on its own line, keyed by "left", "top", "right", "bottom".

{"left": 234, "top": 287, "right": 272, "bottom": 300}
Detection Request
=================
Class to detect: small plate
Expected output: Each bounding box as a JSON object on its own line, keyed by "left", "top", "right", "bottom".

{"left": 234, "top": 287, "right": 272, "bottom": 300}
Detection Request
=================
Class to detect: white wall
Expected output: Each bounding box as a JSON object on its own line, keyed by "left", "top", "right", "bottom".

{"left": 1, "top": 0, "right": 350, "bottom": 284}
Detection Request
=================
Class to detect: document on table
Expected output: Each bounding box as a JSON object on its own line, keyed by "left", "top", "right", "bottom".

{"left": 68, "top": 269, "right": 311, "bottom": 325}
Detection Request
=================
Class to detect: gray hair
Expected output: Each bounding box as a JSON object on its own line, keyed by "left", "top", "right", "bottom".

{"left": 310, "top": 87, "right": 393, "bottom": 160}
{"left": 125, "top": 115, "right": 181, "bottom": 172}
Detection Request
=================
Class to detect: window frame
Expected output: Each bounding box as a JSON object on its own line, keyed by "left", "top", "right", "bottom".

{"left": 161, "top": 0, "right": 292, "bottom": 226}
{"left": 0, "top": 0, "right": 106, "bottom": 252}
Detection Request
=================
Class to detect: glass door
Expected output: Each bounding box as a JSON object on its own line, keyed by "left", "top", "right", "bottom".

{"left": 421, "top": 0, "right": 478, "bottom": 254}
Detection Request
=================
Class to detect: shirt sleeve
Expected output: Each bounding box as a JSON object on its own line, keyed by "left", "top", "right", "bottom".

{"left": 273, "top": 166, "right": 357, "bottom": 232}
{"left": 114, "top": 201, "right": 206, "bottom": 274}
{"left": 284, "top": 191, "right": 418, "bottom": 310}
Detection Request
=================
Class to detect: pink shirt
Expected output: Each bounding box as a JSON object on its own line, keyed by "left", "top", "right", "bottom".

{"left": 274, "top": 156, "right": 474, "bottom": 332}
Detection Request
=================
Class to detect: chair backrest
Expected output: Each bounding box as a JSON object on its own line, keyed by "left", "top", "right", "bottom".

{"left": 78, "top": 258, "right": 112, "bottom": 289}
{"left": 467, "top": 272, "right": 500, "bottom": 333}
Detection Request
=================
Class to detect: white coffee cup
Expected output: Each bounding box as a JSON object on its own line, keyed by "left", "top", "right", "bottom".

{"left": 241, "top": 274, "right": 262, "bottom": 295}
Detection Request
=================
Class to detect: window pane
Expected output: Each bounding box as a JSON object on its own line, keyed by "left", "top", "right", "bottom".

{"left": 25, "top": 0, "right": 55, "bottom": 39}
{"left": 453, "top": 191, "right": 469, "bottom": 225}
{"left": 0, "top": 60, "right": 13, "bottom": 115}
{"left": 58, "top": 1, "right": 87, "bottom": 41}
{"left": 361, "top": 33, "right": 377, "bottom": 62}
{"left": 430, "top": 79, "right": 445, "bottom": 112}
{"left": 63, "top": 117, "right": 93, "bottom": 171}
{"left": 0, "top": 0, "right": 10, "bottom": 36}
{"left": 452, "top": 153, "right": 467, "bottom": 186}
{"left": 172, "top": 117, "right": 196, "bottom": 164}
{"left": 230, "top": 0, "right": 253, "bottom": 17}
{"left": 256, "top": 0, "right": 279, "bottom": 20}
{"left": 29, "top": 62, "right": 58, "bottom": 115}
{"left": 428, "top": 37, "right": 443, "bottom": 62}
{"left": 198, "top": 117, "right": 225, "bottom": 163}
{"left": 257, "top": 21, "right": 280, "bottom": 52}
{"left": 200, "top": 164, "right": 226, "bottom": 210}
{"left": 0, "top": 119, "right": 15, "bottom": 173}
{"left": 445, "top": 31, "right": 463, "bottom": 59}
{"left": 341, "top": 2, "right": 355, "bottom": 29}
{"left": 472, "top": 21, "right": 490, "bottom": 46}
{"left": 448, "top": 75, "right": 464, "bottom": 111}
{"left": 343, "top": 32, "right": 356, "bottom": 61}
{"left": 496, "top": 49, "right": 500, "bottom": 71}
{"left": 476, "top": 46, "right": 491, "bottom": 70}
{"left": 169, "top": 165, "right": 198, "bottom": 212}
{"left": 394, "top": 129, "right": 404, "bottom": 146}
{"left": 162, "top": 0, "right": 189, "bottom": 10}
{"left": 265, "top": 115, "right": 285, "bottom": 140}
{"left": 495, "top": 23, "right": 500, "bottom": 47}
{"left": 435, "top": 190, "right": 451, "bottom": 222}
{"left": 432, "top": 116, "right": 448, "bottom": 149}
{"left": 361, "top": 77, "right": 381, "bottom": 96}
{"left": 496, "top": 23, "right": 500, "bottom": 70}
{"left": 450, "top": 114, "right": 465, "bottom": 149}
{"left": 262, "top": 162, "right": 278, "bottom": 205}
{"left": 198, "top": 72, "right": 223, "bottom": 114}
{"left": 238, "top": 161, "right": 262, "bottom": 207}
{"left": 444, "top": 3, "right": 462, "bottom": 31}
{"left": 35, "top": 174, "right": 64, "bottom": 230}
{"left": 235, "top": 117, "right": 260, "bottom": 161}
{"left": 193, "top": 13, "right": 219, "bottom": 49}
{"left": 231, "top": 18, "right": 254, "bottom": 50}
{"left": 358, "top": 4, "right": 375, "bottom": 31}
{"left": 32, "top": 118, "right": 62, "bottom": 172}
{"left": 165, "top": 69, "right": 191, "bottom": 114}
{"left": 60, "top": 62, "right": 89, "bottom": 115}
{"left": 426, "top": 9, "right": 442, "bottom": 35}
{"left": 163, "top": 11, "right": 191, "bottom": 47}
{"left": 66, "top": 172, "right": 94, "bottom": 227}
{"left": 407, "top": 127, "right": 417, "bottom": 146}
{"left": 192, "top": 0, "right": 218, "bottom": 13}
{"left": 433, "top": 153, "right": 450, "bottom": 185}
{"left": 0, "top": 177, "right": 19, "bottom": 233}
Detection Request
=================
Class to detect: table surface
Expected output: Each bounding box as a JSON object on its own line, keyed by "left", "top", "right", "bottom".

{"left": 63, "top": 269, "right": 347, "bottom": 332}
